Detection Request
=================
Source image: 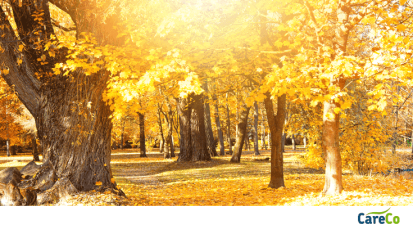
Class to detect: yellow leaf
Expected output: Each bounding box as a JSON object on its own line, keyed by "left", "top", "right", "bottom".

{"left": 400, "top": 0, "right": 407, "bottom": 5}
{"left": 96, "top": 181, "right": 102, "bottom": 186}
{"left": 104, "top": 163, "right": 107, "bottom": 166}
{"left": 333, "top": 108, "right": 340, "bottom": 114}
{"left": 41, "top": 54, "right": 46, "bottom": 61}
{"left": 397, "top": 24, "right": 406, "bottom": 32}
{"left": 17, "top": 59, "right": 22, "bottom": 65}
{"left": 111, "top": 178, "right": 116, "bottom": 184}
{"left": 18, "top": 45, "right": 24, "bottom": 52}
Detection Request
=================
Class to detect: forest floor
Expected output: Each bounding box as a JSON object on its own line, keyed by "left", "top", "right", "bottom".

{"left": 1, "top": 147, "right": 413, "bottom": 206}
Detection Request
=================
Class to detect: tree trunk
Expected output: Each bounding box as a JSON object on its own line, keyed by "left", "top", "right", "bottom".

{"left": 177, "top": 94, "right": 211, "bottom": 162}
{"left": 292, "top": 134, "right": 296, "bottom": 151}
{"left": 32, "top": 135, "right": 40, "bottom": 162}
{"left": 6, "top": 139, "right": 10, "bottom": 157}
{"left": 190, "top": 94, "right": 211, "bottom": 161}
{"left": 164, "top": 101, "right": 174, "bottom": 159}
{"left": 120, "top": 125, "right": 124, "bottom": 151}
{"left": 203, "top": 81, "right": 217, "bottom": 157}
{"left": 264, "top": 92, "right": 287, "bottom": 189}
{"left": 261, "top": 104, "right": 267, "bottom": 151}
{"left": 214, "top": 96, "right": 225, "bottom": 156}
{"left": 322, "top": 98, "right": 343, "bottom": 195}
{"left": 177, "top": 97, "right": 192, "bottom": 162}
{"left": 138, "top": 112, "right": 147, "bottom": 157}
{"left": 226, "top": 103, "right": 233, "bottom": 154}
{"left": 0, "top": 0, "right": 126, "bottom": 194}
{"left": 157, "top": 105, "right": 165, "bottom": 154}
{"left": 281, "top": 133, "right": 286, "bottom": 153}
{"left": 230, "top": 104, "right": 250, "bottom": 163}
{"left": 253, "top": 101, "right": 260, "bottom": 155}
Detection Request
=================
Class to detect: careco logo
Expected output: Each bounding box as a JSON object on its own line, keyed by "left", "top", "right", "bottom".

{"left": 358, "top": 208, "right": 400, "bottom": 224}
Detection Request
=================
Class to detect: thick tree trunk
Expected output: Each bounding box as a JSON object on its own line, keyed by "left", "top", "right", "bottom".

{"left": 292, "top": 134, "right": 296, "bottom": 151}
{"left": 177, "top": 97, "right": 192, "bottom": 161}
{"left": 282, "top": 133, "right": 286, "bottom": 152}
{"left": 226, "top": 104, "right": 233, "bottom": 154}
{"left": 138, "top": 112, "right": 147, "bottom": 157}
{"left": 264, "top": 92, "right": 286, "bottom": 189}
{"left": 322, "top": 99, "right": 343, "bottom": 195}
{"left": 36, "top": 73, "right": 115, "bottom": 191}
{"left": 190, "top": 94, "right": 211, "bottom": 161}
{"left": 0, "top": 0, "right": 125, "bottom": 196}
{"left": 253, "top": 101, "right": 260, "bottom": 155}
{"left": 32, "top": 135, "right": 40, "bottom": 162}
{"left": 177, "top": 94, "right": 210, "bottom": 162}
{"left": 214, "top": 96, "right": 225, "bottom": 156}
{"left": 230, "top": 104, "right": 250, "bottom": 163}
{"left": 203, "top": 82, "right": 217, "bottom": 157}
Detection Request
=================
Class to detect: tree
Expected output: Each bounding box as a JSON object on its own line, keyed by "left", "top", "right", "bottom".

{"left": 0, "top": 0, "right": 127, "bottom": 192}
{"left": 138, "top": 112, "right": 147, "bottom": 158}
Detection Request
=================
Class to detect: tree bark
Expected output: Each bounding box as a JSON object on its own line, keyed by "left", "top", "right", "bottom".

{"left": 226, "top": 103, "right": 233, "bottom": 154}
{"left": 203, "top": 82, "right": 217, "bottom": 157}
{"left": 32, "top": 135, "right": 40, "bottom": 162}
{"left": 322, "top": 97, "right": 343, "bottom": 195}
{"left": 164, "top": 100, "right": 174, "bottom": 159}
{"left": 261, "top": 104, "right": 267, "bottom": 151}
{"left": 292, "top": 134, "right": 296, "bottom": 151}
{"left": 177, "top": 94, "right": 210, "bottom": 162}
{"left": 281, "top": 133, "right": 286, "bottom": 153}
{"left": 177, "top": 97, "right": 192, "bottom": 162}
{"left": 230, "top": 104, "right": 250, "bottom": 163}
{"left": 253, "top": 101, "right": 260, "bottom": 155}
{"left": 0, "top": 0, "right": 125, "bottom": 192}
{"left": 264, "top": 92, "right": 287, "bottom": 189}
{"left": 157, "top": 104, "right": 165, "bottom": 154}
{"left": 214, "top": 96, "right": 225, "bottom": 156}
{"left": 190, "top": 94, "right": 211, "bottom": 161}
{"left": 138, "top": 112, "right": 147, "bottom": 157}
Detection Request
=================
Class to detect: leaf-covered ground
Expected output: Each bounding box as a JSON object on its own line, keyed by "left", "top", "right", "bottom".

{"left": 1, "top": 148, "right": 413, "bottom": 206}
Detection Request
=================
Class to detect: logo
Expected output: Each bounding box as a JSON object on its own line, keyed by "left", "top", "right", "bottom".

{"left": 358, "top": 208, "right": 400, "bottom": 224}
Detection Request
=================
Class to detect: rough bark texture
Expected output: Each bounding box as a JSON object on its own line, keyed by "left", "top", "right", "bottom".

{"left": 190, "top": 94, "right": 211, "bottom": 161}
{"left": 138, "top": 112, "right": 147, "bottom": 157}
{"left": 32, "top": 135, "right": 40, "bottom": 162}
{"left": 214, "top": 96, "right": 225, "bottom": 156}
{"left": 230, "top": 104, "right": 250, "bottom": 163}
{"left": 203, "top": 82, "right": 218, "bottom": 157}
{"left": 264, "top": 92, "right": 286, "bottom": 189}
{"left": 177, "top": 97, "right": 192, "bottom": 162}
{"left": 253, "top": 101, "right": 260, "bottom": 155}
{"left": 177, "top": 94, "right": 211, "bottom": 162}
{"left": 0, "top": 0, "right": 126, "bottom": 195}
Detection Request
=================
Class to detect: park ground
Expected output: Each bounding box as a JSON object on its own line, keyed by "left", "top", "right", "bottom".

{"left": 1, "top": 147, "right": 413, "bottom": 206}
